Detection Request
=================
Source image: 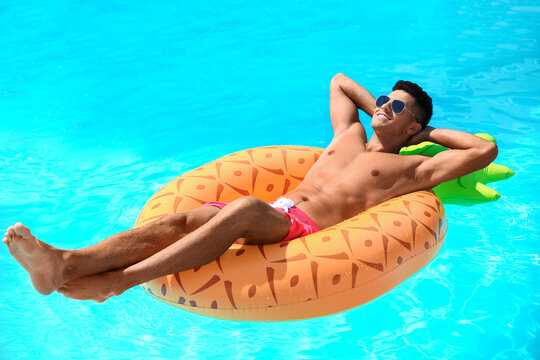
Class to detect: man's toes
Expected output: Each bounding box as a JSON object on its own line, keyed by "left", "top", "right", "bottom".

{"left": 57, "top": 288, "right": 75, "bottom": 299}
{"left": 13, "top": 223, "right": 31, "bottom": 237}
{"left": 6, "top": 226, "right": 15, "bottom": 236}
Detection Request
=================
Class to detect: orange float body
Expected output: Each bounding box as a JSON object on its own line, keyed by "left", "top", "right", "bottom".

{"left": 134, "top": 146, "right": 448, "bottom": 321}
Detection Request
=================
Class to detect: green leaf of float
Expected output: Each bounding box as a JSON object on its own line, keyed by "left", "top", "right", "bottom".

{"left": 433, "top": 180, "right": 501, "bottom": 205}
{"left": 399, "top": 133, "right": 515, "bottom": 206}
{"left": 476, "top": 163, "right": 515, "bottom": 184}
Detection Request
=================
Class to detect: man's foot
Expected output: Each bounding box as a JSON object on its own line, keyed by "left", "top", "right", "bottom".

{"left": 3, "top": 223, "right": 66, "bottom": 295}
{"left": 58, "top": 270, "right": 127, "bottom": 303}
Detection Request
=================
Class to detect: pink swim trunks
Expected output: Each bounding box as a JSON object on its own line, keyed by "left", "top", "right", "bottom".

{"left": 202, "top": 198, "right": 320, "bottom": 242}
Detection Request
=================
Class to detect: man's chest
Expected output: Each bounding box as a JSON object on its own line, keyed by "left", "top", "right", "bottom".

{"left": 314, "top": 150, "right": 420, "bottom": 193}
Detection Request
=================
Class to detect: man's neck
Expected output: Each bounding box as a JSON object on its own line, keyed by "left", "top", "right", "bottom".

{"left": 367, "top": 133, "right": 407, "bottom": 154}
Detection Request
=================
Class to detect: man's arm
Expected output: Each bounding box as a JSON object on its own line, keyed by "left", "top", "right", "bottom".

{"left": 329, "top": 73, "right": 376, "bottom": 137}
{"left": 414, "top": 127, "right": 499, "bottom": 188}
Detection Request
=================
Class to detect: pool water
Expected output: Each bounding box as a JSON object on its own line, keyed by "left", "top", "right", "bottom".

{"left": 1, "top": 1, "right": 539, "bottom": 359}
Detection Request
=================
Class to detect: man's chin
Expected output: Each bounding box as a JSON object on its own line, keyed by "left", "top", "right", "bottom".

{"left": 371, "top": 123, "right": 388, "bottom": 133}
{"left": 371, "top": 118, "right": 392, "bottom": 128}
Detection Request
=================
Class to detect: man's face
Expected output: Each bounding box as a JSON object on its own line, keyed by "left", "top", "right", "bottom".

{"left": 371, "top": 90, "right": 420, "bottom": 136}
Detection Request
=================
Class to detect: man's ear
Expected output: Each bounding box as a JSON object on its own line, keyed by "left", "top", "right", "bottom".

{"left": 407, "top": 121, "right": 422, "bottom": 135}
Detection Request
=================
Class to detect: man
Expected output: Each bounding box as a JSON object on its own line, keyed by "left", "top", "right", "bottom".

{"left": 3, "top": 74, "right": 498, "bottom": 302}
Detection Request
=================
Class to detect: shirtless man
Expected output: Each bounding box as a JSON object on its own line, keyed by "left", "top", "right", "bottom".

{"left": 3, "top": 74, "right": 498, "bottom": 302}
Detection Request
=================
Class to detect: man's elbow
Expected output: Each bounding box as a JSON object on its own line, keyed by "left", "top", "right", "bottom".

{"left": 486, "top": 142, "right": 498, "bottom": 162}
{"left": 331, "top": 73, "right": 347, "bottom": 86}
{"left": 480, "top": 142, "right": 498, "bottom": 165}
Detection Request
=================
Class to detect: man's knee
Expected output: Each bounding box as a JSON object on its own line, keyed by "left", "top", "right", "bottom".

{"left": 228, "top": 197, "right": 289, "bottom": 243}
{"left": 228, "top": 196, "right": 268, "bottom": 218}
{"left": 228, "top": 196, "right": 287, "bottom": 227}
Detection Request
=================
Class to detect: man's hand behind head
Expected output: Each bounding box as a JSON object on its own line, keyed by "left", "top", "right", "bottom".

{"left": 405, "top": 126, "right": 435, "bottom": 147}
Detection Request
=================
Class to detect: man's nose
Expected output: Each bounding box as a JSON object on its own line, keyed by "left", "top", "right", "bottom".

{"left": 381, "top": 100, "right": 393, "bottom": 112}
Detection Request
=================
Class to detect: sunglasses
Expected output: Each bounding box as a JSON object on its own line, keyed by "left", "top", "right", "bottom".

{"left": 376, "top": 95, "right": 417, "bottom": 120}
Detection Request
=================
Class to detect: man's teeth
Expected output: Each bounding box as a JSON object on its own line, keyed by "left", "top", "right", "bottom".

{"left": 377, "top": 113, "right": 389, "bottom": 120}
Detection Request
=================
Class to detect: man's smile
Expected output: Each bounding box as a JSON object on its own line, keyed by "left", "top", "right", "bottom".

{"left": 376, "top": 112, "right": 391, "bottom": 121}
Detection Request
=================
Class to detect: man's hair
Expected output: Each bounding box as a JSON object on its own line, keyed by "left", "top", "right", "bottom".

{"left": 393, "top": 80, "right": 432, "bottom": 129}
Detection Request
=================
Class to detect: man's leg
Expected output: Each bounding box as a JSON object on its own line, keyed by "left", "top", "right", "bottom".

{"left": 3, "top": 205, "right": 221, "bottom": 295}
{"left": 56, "top": 196, "right": 291, "bottom": 302}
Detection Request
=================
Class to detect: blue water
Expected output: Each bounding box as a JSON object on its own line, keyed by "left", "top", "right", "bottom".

{"left": 1, "top": 1, "right": 539, "bottom": 359}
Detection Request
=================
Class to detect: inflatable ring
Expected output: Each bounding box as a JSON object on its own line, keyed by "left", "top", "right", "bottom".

{"left": 135, "top": 146, "right": 447, "bottom": 321}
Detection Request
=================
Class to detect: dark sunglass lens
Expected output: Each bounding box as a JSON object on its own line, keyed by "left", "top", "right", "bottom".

{"left": 376, "top": 95, "right": 390, "bottom": 107}
{"left": 392, "top": 100, "right": 405, "bottom": 114}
